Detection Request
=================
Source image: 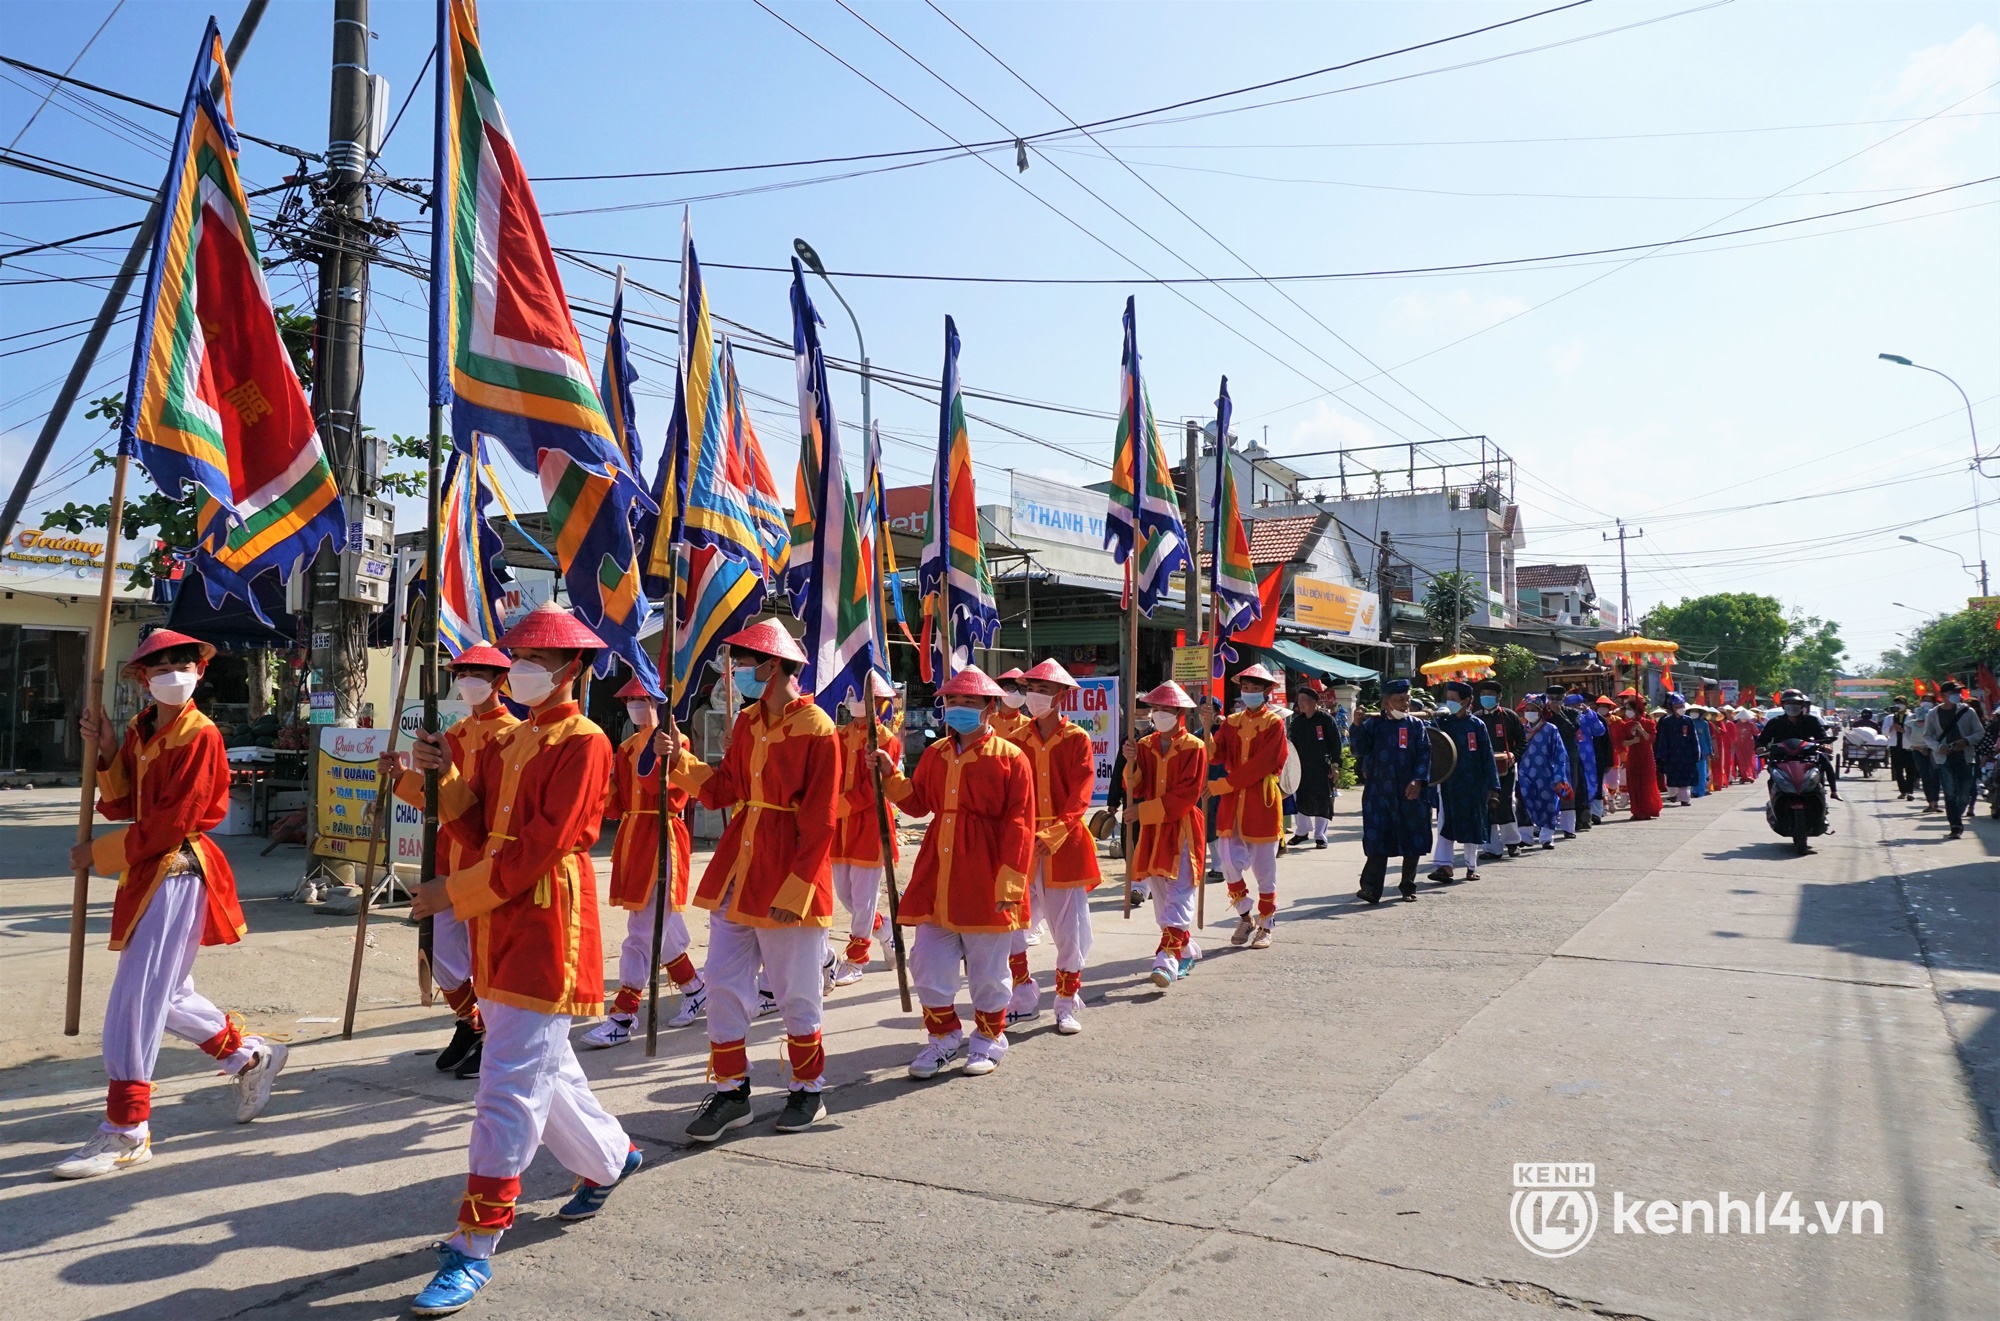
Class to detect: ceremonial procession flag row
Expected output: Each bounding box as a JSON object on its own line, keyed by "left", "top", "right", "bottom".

{"left": 115, "top": 0, "right": 1276, "bottom": 717}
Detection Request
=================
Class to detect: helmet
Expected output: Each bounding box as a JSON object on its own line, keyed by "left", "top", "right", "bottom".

{"left": 1778, "top": 688, "right": 1807, "bottom": 706}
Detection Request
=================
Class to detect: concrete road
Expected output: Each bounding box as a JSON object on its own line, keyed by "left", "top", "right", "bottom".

{"left": 0, "top": 774, "right": 1993, "bottom": 1320}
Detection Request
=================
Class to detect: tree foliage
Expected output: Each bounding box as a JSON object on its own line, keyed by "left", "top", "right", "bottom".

{"left": 1422, "top": 570, "right": 1484, "bottom": 642}
{"left": 1643, "top": 593, "right": 1792, "bottom": 691}
{"left": 1899, "top": 602, "right": 2000, "bottom": 684}
{"left": 1491, "top": 642, "right": 1541, "bottom": 699}
{"left": 1772, "top": 614, "right": 1846, "bottom": 700}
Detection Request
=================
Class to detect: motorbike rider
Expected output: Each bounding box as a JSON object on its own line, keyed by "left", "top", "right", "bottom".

{"left": 1758, "top": 689, "right": 1839, "bottom": 800}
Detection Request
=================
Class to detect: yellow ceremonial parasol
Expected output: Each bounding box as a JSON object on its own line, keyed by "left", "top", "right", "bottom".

{"left": 1419, "top": 652, "right": 1496, "bottom": 684}
{"left": 1593, "top": 636, "right": 1679, "bottom": 667}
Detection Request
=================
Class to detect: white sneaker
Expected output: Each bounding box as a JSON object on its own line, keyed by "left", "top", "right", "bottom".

{"left": 757, "top": 989, "right": 779, "bottom": 1017}
{"left": 52, "top": 1129, "right": 151, "bottom": 1180}
{"left": 820, "top": 952, "right": 838, "bottom": 995}
{"left": 667, "top": 987, "right": 707, "bottom": 1029}
{"left": 581, "top": 1016, "right": 634, "bottom": 1049}
{"left": 907, "top": 1033, "right": 963, "bottom": 1080}
{"left": 964, "top": 1035, "right": 1006, "bottom": 1076}
{"left": 1023, "top": 928, "right": 1042, "bottom": 946}
{"left": 1053, "top": 998, "right": 1083, "bottom": 1035}
{"left": 830, "top": 959, "right": 866, "bottom": 988}
{"left": 233, "top": 1041, "right": 287, "bottom": 1123}
{"left": 1006, "top": 981, "right": 1040, "bottom": 1024}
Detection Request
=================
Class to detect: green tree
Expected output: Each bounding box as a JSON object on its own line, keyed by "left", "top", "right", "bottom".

{"left": 38, "top": 306, "right": 318, "bottom": 591}
{"left": 1642, "top": 593, "right": 1791, "bottom": 691}
{"left": 1491, "top": 641, "right": 1541, "bottom": 699}
{"left": 1422, "top": 570, "right": 1483, "bottom": 644}
{"left": 1773, "top": 614, "right": 1846, "bottom": 701}
{"left": 1904, "top": 602, "right": 2000, "bottom": 683}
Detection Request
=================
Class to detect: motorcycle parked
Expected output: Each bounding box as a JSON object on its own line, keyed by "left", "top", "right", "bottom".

{"left": 1763, "top": 737, "right": 1830, "bottom": 855}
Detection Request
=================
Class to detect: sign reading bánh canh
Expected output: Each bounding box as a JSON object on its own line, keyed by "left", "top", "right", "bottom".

{"left": 1291, "top": 575, "right": 1380, "bottom": 643}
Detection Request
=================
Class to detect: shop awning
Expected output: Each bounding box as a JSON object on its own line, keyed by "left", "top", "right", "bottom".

{"left": 1266, "top": 639, "right": 1378, "bottom": 682}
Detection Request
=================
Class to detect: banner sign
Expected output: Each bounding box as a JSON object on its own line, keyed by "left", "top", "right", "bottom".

{"left": 1172, "top": 644, "right": 1212, "bottom": 684}
{"left": 1011, "top": 471, "right": 1111, "bottom": 550}
{"left": 313, "top": 702, "right": 467, "bottom": 861}
{"left": 1291, "top": 575, "right": 1380, "bottom": 643}
{"left": 1057, "top": 675, "right": 1119, "bottom": 805}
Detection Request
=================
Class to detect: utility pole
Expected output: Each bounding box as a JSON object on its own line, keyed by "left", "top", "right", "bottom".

{"left": 310, "top": 0, "right": 378, "bottom": 724}
{"left": 1603, "top": 520, "right": 1642, "bottom": 633}
{"left": 1377, "top": 530, "right": 1394, "bottom": 679}
{"left": 1452, "top": 525, "right": 1463, "bottom": 652}
{"left": 1183, "top": 420, "right": 1203, "bottom": 652}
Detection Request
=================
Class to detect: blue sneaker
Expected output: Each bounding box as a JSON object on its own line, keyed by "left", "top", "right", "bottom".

{"left": 411, "top": 1243, "right": 492, "bottom": 1316}
{"left": 557, "top": 1145, "right": 642, "bottom": 1221}
{"left": 1176, "top": 954, "right": 1197, "bottom": 979}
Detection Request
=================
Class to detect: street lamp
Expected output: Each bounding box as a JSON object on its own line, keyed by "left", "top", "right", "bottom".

{"left": 1896, "top": 534, "right": 1981, "bottom": 584}
{"left": 794, "top": 237, "right": 870, "bottom": 448}
{"left": 1880, "top": 352, "right": 1990, "bottom": 593}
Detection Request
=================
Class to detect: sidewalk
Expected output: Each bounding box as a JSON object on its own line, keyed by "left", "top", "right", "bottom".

{"left": 0, "top": 778, "right": 1992, "bottom": 1319}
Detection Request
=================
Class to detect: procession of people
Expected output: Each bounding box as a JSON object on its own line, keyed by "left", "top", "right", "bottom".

{"left": 58, "top": 606, "right": 1930, "bottom": 1316}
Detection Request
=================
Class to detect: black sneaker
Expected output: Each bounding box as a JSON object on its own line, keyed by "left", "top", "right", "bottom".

{"left": 774, "top": 1088, "right": 827, "bottom": 1133}
{"left": 1286, "top": 833, "right": 1310, "bottom": 846}
{"left": 1314, "top": 840, "right": 1328, "bottom": 850}
{"left": 685, "top": 1083, "right": 753, "bottom": 1143}
{"left": 452, "top": 1035, "right": 484, "bottom": 1080}
{"left": 436, "top": 1019, "right": 481, "bottom": 1073}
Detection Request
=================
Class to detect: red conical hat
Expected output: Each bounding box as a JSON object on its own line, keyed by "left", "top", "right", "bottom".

{"left": 615, "top": 676, "right": 653, "bottom": 699}
{"left": 1021, "top": 658, "right": 1078, "bottom": 688}
{"left": 938, "top": 666, "right": 1004, "bottom": 698}
{"left": 996, "top": 667, "right": 1025, "bottom": 683}
{"left": 499, "top": 602, "right": 606, "bottom": 651}
{"left": 1234, "top": 663, "right": 1279, "bottom": 687}
{"left": 868, "top": 670, "right": 899, "bottom": 698}
{"left": 1141, "top": 680, "right": 1195, "bottom": 709}
{"left": 122, "top": 627, "right": 216, "bottom": 676}
{"left": 450, "top": 643, "right": 512, "bottom": 671}
{"left": 724, "top": 618, "right": 807, "bottom": 664}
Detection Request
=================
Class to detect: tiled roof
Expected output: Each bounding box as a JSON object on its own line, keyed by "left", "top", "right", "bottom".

{"left": 1197, "top": 514, "right": 1324, "bottom": 569}
{"left": 1517, "top": 563, "right": 1590, "bottom": 590}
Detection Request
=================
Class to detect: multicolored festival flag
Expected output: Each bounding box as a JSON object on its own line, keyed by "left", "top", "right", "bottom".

{"left": 1208, "top": 376, "right": 1261, "bottom": 637}
{"left": 917, "top": 316, "right": 999, "bottom": 685}
{"left": 790, "top": 258, "right": 878, "bottom": 714}
{"left": 721, "top": 338, "right": 792, "bottom": 588}
{"left": 427, "top": 443, "right": 513, "bottom": 658}
{"left": 430, "top": 0, "right": 655, "bottom": 690}
{"left": 857, "top": 419, "right": 907, "bottom": 684}
{"left": 1103, "top": 297, "right": 1188, "bottom": 617}
{"left": 121, "top": 20, "right": 343, "bottom": 620}
{"left": 600, "top": 265, "right": 643, "bottom": 480}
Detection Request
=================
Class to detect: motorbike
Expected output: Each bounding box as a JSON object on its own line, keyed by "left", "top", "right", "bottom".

{"left": 1763, "top": 737, "right": 1831, "bottom": 854}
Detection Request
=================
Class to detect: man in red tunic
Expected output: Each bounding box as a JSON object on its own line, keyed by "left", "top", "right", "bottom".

{"left": 581, "top": 676, "right": 703, "bottom": 1048}
{"left": 404, "top": 604, "right": 638, "bottom": 1314}
{"left": 668, "top": 620, "right": 841, "bottom": 1141}
{"left": 382, "top": 642, "right": 517, "bottom": 1079}
{"left": 1006, "top": 659, "right": 1101, "bottom": 1034}
{"left": 1122, "top": 681, "right": 1210, "bottom": 989}
{"left": 871, "top": 667, "right": 1036, "bottom": 1078}
{"left": 56, "top": 630, "right": 285, "bottom": 1180}
{"left": 991, "top": 666, "right": 1031, "bottom": 743}
{"left": 1211, "top": 663, "right": 1289, "bottom": 948}
{"left": 831, "top": 670, "right": 901, "bottom": 987}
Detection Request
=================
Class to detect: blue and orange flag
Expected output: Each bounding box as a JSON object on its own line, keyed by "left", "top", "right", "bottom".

{"left": 122, "top": 20, "right": 343, "bottom": 621}
{"left": 790, "top": 259, "right": 879, "bottom": 714}
{"left": 426, "top": 443, "right": 513, "bottom": 658}
{"left": 600, "top": 266, "right": 643, "bottom": 482}
{"left": 917, "top": 316, "right": 998, "bottom": 685}
{"left": 1208, "top": 377, "right": 1260, "bottom": 636}
{"left": 430, "top": 0, "right": 655, "bottom": 690}
{"left": 1104, "top": 297, "right": 1188, "bottom": 617}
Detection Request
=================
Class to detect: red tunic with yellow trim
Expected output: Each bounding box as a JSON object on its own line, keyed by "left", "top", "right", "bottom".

{"left": 91, "top": 702, "right": 246, "bottom": 952}
{"left": 1124, "top": 727, "right": 1208, "bottom": 881}
{"left": 991, "top": 706, "right": 1031, "bottom": 744}
{"left": 605, "top": 731, "right": 693, "bottom": 912}
{"left": 673, "top": 696, "right": 840, "bottom": 929}
{"left": 834, "top": 716, "right": 901, "bottom": 867}
{"left": 1211, "top": 708, "right": 1288, "bottom": 843}
{"left": 1017, "top": 716, "right": 1101, "bottom": 889}
{"left": 884, "top": 729, "right": 1035, "bottom": 934}
{"left": 437, "top": 701, "right": 611, "bottom": 1016}
{"left": 392, "top": 705, "right": 519, "bottom": 875}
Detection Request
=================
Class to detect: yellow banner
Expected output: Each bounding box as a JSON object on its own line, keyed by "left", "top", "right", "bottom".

{"left": 1292, "top": 576, "right": 1380, "bottom": 641}
{"left": 1172, "top": 644, "right": 1212, "bottom": 684}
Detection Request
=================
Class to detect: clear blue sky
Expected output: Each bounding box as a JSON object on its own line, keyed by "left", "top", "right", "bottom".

{"left": 5, "top": 1, "right": 1995, "bottom": 667}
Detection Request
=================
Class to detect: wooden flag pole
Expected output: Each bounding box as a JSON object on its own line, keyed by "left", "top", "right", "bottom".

{"left": 62, "top": 452, "right": 131, "bottom": 1036}
{"left": 416, "top": 398, "right": 446, "bottom": 1034}
{"left": 866, "top": 714, "right": 913, "bottom": 1012}
{"left": 341, "top": 617, "right": 419, "bottom": 1039}
{"left": 1122, "top": 563, "right": 1137, "bottom": 921}
{"left": 645, "top": 625, "right": 677, "bottom": 1060}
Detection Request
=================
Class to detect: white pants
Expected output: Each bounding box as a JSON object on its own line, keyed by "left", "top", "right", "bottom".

{"left": 910, "top": 924, "right": 1013, "bottom": 1026}
{"left": 1531, "top": 822, "right": 1556, "bottom": 845}
{"left": 450, "top": 1001, "right": 628, "bottom": 1258}
{"left": 1010, "top": 867, "right": 1093, "bottom": 969}
{"left": 1217, "top": 836, "right": 1278, "bottom": 917}
{"left": 1152, "top": 855, "right": 1200, "bottom": 967}
{"left": 1293, "top": 814, "right": 1329, "bottom": 842}
{"left": 832, "top": 861, "right": 882, "bottom": 939}
{"left": 432, "top": 907, "right": 471, "bottom": 993}
{"left": 1558, "top": 808, "right": 1576, "bottom": 833}
{"left": 616, "top": 906, "right": 694, "bottom": 993}
{"left": 703, "top": 916, "right": 826, "bottom": 1092}
{"left": 1487, "top": 820, "right": 1521, "bottom": 850}
{"left": 1673, "top": 785, "right": 1692, "bottom": 806}
{"left": 1429, "top": 837, "right": 1479, "bottom": 869}
{"left": 102, "top": 871, "right": 257, "bottom": 1134}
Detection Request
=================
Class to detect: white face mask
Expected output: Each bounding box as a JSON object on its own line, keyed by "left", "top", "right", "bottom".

{"left": 626, "top": 701, "right": 656, "bottom": 728}
{"left": 1024, "top": 692, "right": 1055, "bottom": 719}
{"left": 507, "top": 660, "right": 564, "bottom": 707}
{"left": 1001, "top": 691, "right": 1027, "bottom": 710}
{"left": 1522, "top": 710, "right": 1542, "bottom": 727}
{"left": 1149, "top": 711, "right": 1180, "bottom": 734}
{"left": 148, "top": 670, "right": 198, "bottom": 706}
{"left": 456, "top": 677, "right": 494, "bottom": 706}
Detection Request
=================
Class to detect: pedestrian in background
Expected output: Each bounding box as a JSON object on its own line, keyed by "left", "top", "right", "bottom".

{"left": 1286, "top": 684, "right": 1341, "bottom": 849}
{"left": 1922, "top": 681, "right": 1983, "bottom": 839}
